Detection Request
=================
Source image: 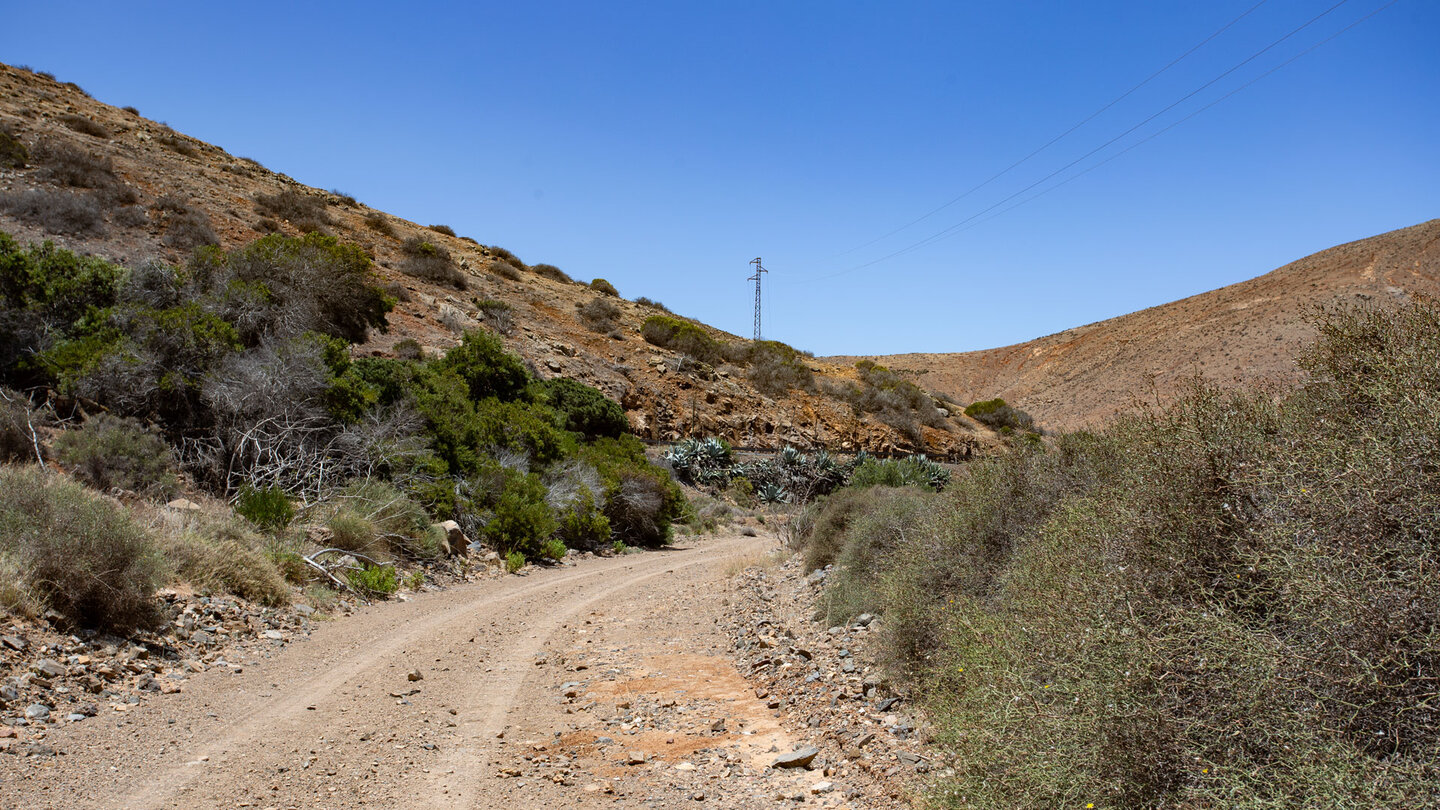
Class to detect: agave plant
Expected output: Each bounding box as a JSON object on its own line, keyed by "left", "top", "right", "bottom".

{"left": 779, "top": 445, "right": 804, "bottom": 467}
{"left": 756, "top": 482, "right": 789, "bottom": 504}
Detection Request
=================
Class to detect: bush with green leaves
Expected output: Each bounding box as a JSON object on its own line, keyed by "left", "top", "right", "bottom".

{"left": 0, "top": 388, "right": 40, "bottom": 462}
{"left": 484, "top": 472, "right": 557, "bottom": 557}
{"left": 54, "top": 414, "right": 176, "bottom": 497}
{"left": 235, "top": 484, "right": 294, "bottom": 530}
{"left": 504, "top": 550, "right": 525, "bottom": 573}
{"left": 847, "top": 455, "right": 949, "bottom": 492}
{"left": 963, "top": 397, "right": 1037, "bottom": 433}
{"left": 538, "top": 377, "right": 626, "bottom": 440}
{"left": 347, "top": 563, "right": 398, "bottom": 597}
{"left": 590, "top": 278, "right": 618, "bottom": 297}
{"left": 557, "top": 488, "right": 611, "bottom": 550}
{"left": 640, "top": 315, "right": 725, "bottom": 364}
{"left": 0, "top": 466, "right": 164, "bottom": 630}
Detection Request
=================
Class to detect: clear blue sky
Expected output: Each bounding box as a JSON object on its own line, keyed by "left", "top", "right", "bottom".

{"left": 5, "top": 1, "right": 1436, "bottom": 355}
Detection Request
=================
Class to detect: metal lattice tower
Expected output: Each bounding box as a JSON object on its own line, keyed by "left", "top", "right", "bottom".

{"left": 747, "top": 257, "right": 767, "bottom": 341}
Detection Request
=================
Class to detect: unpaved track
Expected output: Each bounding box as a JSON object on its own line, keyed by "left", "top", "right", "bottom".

{"left": 3, "top": 532, "right": 791, "bottom": 809}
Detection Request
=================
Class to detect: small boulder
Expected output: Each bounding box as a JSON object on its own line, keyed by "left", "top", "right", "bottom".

{"left": 771, "top": 746, "right": 820, "bottom": 769}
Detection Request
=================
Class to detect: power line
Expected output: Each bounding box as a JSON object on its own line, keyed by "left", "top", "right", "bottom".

{"left": 827, "top": 0, "right": 1274, "bottom": 260}
{"left": 795, "top": 0, "right": 1357, "bottom": 283}
{"left": 925, "top": 0, "right": 1405, "bottom": 245}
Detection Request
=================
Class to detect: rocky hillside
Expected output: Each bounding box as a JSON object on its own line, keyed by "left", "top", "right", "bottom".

{"left": 833, "top": 218, "right": 1440, "bottom": 431}
{"left": 0, "top": 63, "right": 996, "bottom": 458}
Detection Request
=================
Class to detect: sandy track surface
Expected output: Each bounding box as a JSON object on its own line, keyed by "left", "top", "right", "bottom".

{"left": 1, "top": 532, "right": 864, "bottom": 809}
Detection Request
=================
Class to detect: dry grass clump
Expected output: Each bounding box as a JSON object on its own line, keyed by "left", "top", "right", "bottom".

{"left": 0, "top": 122, "right": 28, "bottom": 168}
{"left": 0, "top": 466, "right": 165, "bottom": 630}
{"left": 157, "top": 510, "right": 291, "bottom": 607}
{"left": 157, "top": 134, "right": 198, "bottom": 157}
{"left": 806, "top": 299, "right": 1440, "bottom": 807}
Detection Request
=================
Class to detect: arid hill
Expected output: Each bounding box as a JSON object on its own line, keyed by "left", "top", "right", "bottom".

{"left": 832, "top": 219, "right": 1440, "bottom": 432}
{"left": 0, "top": 63, "right": 996, "bottom": 457}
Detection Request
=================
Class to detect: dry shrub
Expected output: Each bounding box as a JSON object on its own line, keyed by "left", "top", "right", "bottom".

{"left": 157, "top": 134, "right": 198, "bottom": 157}
{"left": 53, "top": 414, "right": 176, "bottom": 497}
{"left": 577, "top": 298, "right": 620, "bottom": 332}
{"left": 254, "top": 188, "right": 333, "bottom": 232}
{"left": 59, "top": 114, "right": 109, "bottom": 139}
{"left": 428, "top": 223, "right": 456, "bottom": 237}
{"left": 532, "top": 263, "right": 571, "bottom": 283}
{"left": 832, "top": 300, "right": 1440, "bottom": 807}
{"left": 0, "top": 188, "right": 105, "bottom": 235}
{"left": 0, "top": 466, "right": 164, "bottom": 631}
{"left": 0, "top": 389, "right": 40, "bottom": 463}
{"left": 489, "top": 260, "right": 521, "bottom": 281}
{"left": 400, "top": 236, "right": 466, "bottom": 289}
{"left": 487, "top": 245, "right": 525, "bottom": 270}
{"left": 152, "top": 195, "right": 218, "bottom": 250}
{"left": 33, "top": 137, "right": 116, "bottom": 188}
{"left": 364, "top": 212, "right": 395, "bottom": 237}
{"left": 0, "top": 123, "right": 27, "bottom": 168}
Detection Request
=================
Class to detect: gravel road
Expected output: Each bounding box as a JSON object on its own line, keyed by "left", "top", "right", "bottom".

{"left": 3, "top": 531, "right": 883, "bottom": 809}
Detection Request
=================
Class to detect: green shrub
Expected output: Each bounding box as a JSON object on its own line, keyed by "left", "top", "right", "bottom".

{"left": 557, "top": 488, "right": 611, "bottom": 550}
{"left": 822, "top": 301, "right": 1440, "bottom": 807}
{"left": 205, "top": 231, "right": 393, "bottom": 345}
{"left": 539, "top": 537, "right": 568, "bottom": 561}
{"left": 235, "top": 484, "right": 295, "bottom": 530}
{"left": 532, "top": 263, "right": 571, "bottom": 283}
{"left": 640, "top": 315, "right": 724, "bottom": 364}
{"left": 0, "top": 466, "right": 164, "bottom": 630}
{"left": 435, "top": 329, "right": 531, "bottom": 402}
{"left": 740, "top": 340, "right": 815, "bottom": 397}
{"left": 485, "top": 473, "right": 557, "bottom": 556}
{"left": 538, "top": 377, "right": 627, "bottom": 440}
{"left": 814, "top": 486, "right": 933, "bottom": 624}
{"left": 590, "top": 278, "right": 618, "bottom": 297}
{"left": 964, "top": 397, "right": 1037, "bottom": 432}
{"left": 602, "top": 467, "right": 683, "bottom": 548}
{"left": 848, "top": 456, "right": 949, "bottom": 491}
{"left": 53, "top": 414, "right": 176, "bottom": 497}
{"left": 347, "top": 563, "right": 397, "bottom": 597}
{"left": 504, "top": 550, "right": 525, "bottom": 573}
{"left": 727, "top": 476, "right": 756, "bottom": 508}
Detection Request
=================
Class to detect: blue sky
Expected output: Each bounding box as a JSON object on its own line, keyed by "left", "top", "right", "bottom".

{"left": 4, "top": 1, "right": 1436, "bottom": 355}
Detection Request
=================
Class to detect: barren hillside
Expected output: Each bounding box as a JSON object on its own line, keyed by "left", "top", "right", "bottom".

{"left": 833, "top": 219, "right": 1440, "bottom": 431}
{"left": 0, "top": 63, "right": 995, "bottom": 457}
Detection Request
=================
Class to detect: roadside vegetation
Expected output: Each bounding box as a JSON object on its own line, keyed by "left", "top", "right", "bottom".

{"left": 0, "top": 229, "right": 685, "bottom": 631}
{"left": 787, "top": 299, "right": 1440, "bottom": 807}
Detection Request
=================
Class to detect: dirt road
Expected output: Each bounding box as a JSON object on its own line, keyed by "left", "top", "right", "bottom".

{"left": 2, "top": 531, "right": 872, "bottom": 809}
